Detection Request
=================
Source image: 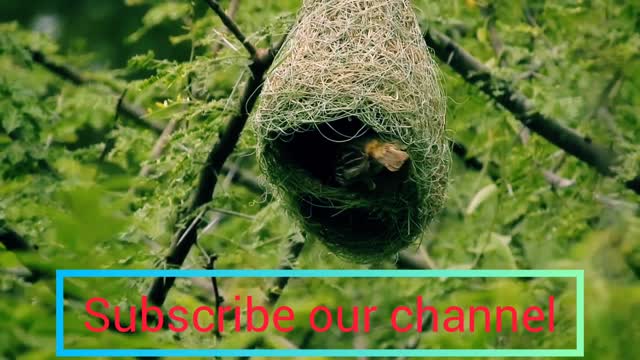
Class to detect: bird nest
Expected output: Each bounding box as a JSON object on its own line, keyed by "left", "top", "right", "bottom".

{"left": 252, "top": 0, "right": 449, "bottom": 261}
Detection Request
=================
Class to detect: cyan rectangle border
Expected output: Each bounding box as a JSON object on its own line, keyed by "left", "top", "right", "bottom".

{"left": 56, "top": 269, "right": 584, "bottom": 357}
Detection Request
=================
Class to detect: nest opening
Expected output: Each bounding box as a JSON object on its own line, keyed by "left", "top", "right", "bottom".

{"left": 260, "top": 116, "right": 420, "bottom": 260}
{"left": 269, "top": 116, "right": 410, "bottom": 190}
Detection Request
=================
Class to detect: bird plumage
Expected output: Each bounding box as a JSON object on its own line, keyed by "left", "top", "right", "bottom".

{"left": 335, "top": 135, "right": 409, "bottom": 190}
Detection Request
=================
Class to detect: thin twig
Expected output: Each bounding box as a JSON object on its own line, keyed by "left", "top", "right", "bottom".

{"left": 589, "top": 70, "right": 624, "bottom": 139}
{"left": 203, "top": 0, "right": 257, "bottom": 58}
{"left": 395, "top": 310, "right": 433, "bottom": 360}
{"left": 221, "top": 165, "right": 269, "bottom": 198}
{"left": 266, "top": 232, "right": 306, "bottom": 307}
{"left": 208, "top": 207, "right": 256, "bottom": 220}
{"left": 542, "top": 170, "right": 575, "bottom": 189}
{"left": 138, "top": 118, "right": 180, "bottom": 179}
{"left": 354, "top": 332, "right": 368, "bottom": 360}
{"left": 211, "top": 0, "right": 242, "bottom": 54}
{"left": 396, "top": 251, "right": 432, "bottom": 270}
{"left": 205, "top": 254, "right": 224, "bottom": 340}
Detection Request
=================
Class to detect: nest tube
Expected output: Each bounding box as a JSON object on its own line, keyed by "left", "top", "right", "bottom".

{"left": 253, "top": 0, "right": 449, "bottom": 261}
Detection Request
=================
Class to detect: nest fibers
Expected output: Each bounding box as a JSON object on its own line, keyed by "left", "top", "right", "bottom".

{"left": 253, "top": 0, "right": 449, "bottom": 261}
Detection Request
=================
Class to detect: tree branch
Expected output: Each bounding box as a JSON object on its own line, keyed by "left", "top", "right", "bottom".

{"left": 423, "top": 27, "right": 640, "bottom": 195}
{"left": 135, "top": 118, "right": 180, "bottom": 184}
{"left": 395, "top": 310, "right": 433, "bottom": 360}
{"left": 146, "top": 38, "right": 284, "bottom": 306}
{"left": 0, "top": 221, "right": 33, "bottom": 252}
{"left": 203, "top": 0, "right": 257, "bottom": 58}
{"left": 211, "top": 0, "right": 242, "bottom": 54}
{"left": 396, "top": 252, "right": 432, "bottom": 270}
{"left": 135, "top": 0, "right": 243, "bottom": 187}
{"left": 29, "top": 50, "right": 164, "bottom": 133}
{"left": 266, "top": 232, "right": 306, "bottom": 307}
{"left": 205, "top": 254, "right": 224, "bottom": 340}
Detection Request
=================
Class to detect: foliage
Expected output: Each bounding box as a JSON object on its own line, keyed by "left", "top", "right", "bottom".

{"left": 1, "top": 0, "right": 639, "bottom": 359}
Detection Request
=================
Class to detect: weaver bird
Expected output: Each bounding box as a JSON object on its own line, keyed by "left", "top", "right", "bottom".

{"left": 335, "top": 136, "right": 409, "bottom": 190}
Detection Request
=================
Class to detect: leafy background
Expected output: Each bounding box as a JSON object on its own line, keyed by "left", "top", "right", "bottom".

{"left": 1, "top": 0, "right": 639, "bottom": 359}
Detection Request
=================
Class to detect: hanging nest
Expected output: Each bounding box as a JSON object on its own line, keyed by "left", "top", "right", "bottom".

{"left": 253, "top": 0, "right": 449, "bottom": 261}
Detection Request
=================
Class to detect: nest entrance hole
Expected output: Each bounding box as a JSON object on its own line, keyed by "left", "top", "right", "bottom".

{"left": 272, "top": 116, "right": 372, "bottom": 186}
{"left": 271, "top": 116, "right": 410, "bottom": 189}
{"left": 264, "top": 116, "right": 417, "bottom": 254}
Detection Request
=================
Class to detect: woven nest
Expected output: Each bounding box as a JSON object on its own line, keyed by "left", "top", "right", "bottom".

{"left": 253, "top": 0, "right": 449, "bottom": 261}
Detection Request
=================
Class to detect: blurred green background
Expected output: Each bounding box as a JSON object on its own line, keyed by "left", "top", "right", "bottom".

{"left": 1, "top": 0, "right": 639, "bottom": 359}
